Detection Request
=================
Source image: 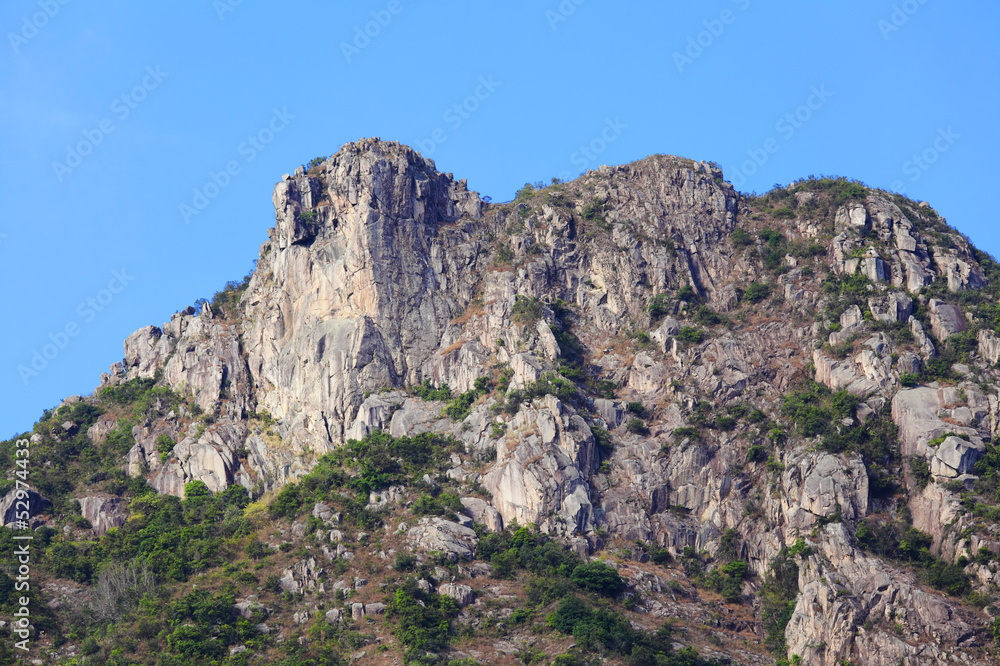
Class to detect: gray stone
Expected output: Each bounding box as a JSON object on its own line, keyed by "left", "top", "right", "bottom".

{"left": 406, "top": 517, "right": 478, "bottom": 561}
{"left": 78, "top": 495, "right": 127, "bottom": 535}
{"left": 460, "top": 497, "right": 503, "bottom": 532}
{"left": 438, "top": 583, "right": 475, "bottom": 606}
{"left": 0, "top": 489, "right": 51, "bottom": 527}
{"left": 928, "top": 299, "right": 968, "bottom": 340}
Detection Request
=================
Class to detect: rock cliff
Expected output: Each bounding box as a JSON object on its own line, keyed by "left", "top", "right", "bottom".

{"left": 18, "top": 138, "right": 1000, "bottom": 664}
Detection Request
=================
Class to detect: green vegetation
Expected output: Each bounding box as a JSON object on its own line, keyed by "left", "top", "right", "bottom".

{"left": 514, "top": 183, "right": 537, "bottom": 202}
{"left": 499, "top": 373, "right": 578, "bottom": 414}
{"left": 676, "top": 326, "right": 705, "bottom": 344}
{"left": 202, "top": 261, "right": 256, "bottom": 320}
{"left": 270, "top": 430, "right": 460, "bottom": 510}
{"left": 626, "top": 417, "right": 649, "bottom": 435}
{"left": 756, "top": 228, "right": 789, "bottom": 272}
{"left": 782, "top": 381, "right": 899, "bottom": 496}
{"left": 647, "top": 293, "right": 671, "bottom": 321}
{"left": 953, "top": 440, "right": 1000, "bottom": 526}
{"left": 672, "top": 426, "right": 700, "bottom": 443}
{"left": 443, "top": 376, "right": 493, "bottom": 421}
{"left": 760, "top": 547, "right": 801, "bottom": 657}
{"left": 410, "top": 378, "right": 453, "bottom": 401}
{"left": 730, "top": 228, "right": 754, "bottom": 247}
{"left": 494, "top": 242, "right": 515, "bottom": 265}
{"left": 411, "top": 491, "right": 463, "bottom": 518}
{"left": 512, "top": 295, "right": 545, "bottom": 325}
{"left": 856, "top": 517, "right": 971, "bottom": 596}
{"left": 580, "top": 197, "right": 609, "bottom": 227}
{"left": 742, "top": 281, "right": 772, "bottom": 304}
{"left": 155, "top": 433, "right": 175, "bottom": 463}
{"left": 386, "top": 578, "right": 460, "bottom": 662}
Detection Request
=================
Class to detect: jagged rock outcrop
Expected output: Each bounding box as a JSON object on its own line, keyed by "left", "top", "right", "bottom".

{"left": 405, "top": 516, "right": 478, "bottom": 561}
{"left": 483, "top": 395, "right": 597, "bottom": 535}
{"left": 0, "top": 489, "right": 51, "bottom": 526}
{"left": 83, "top": 139, "right": 1000, "bottom": 664}
{"left": 78, "top": 495, "right": 128, "bottom": 535}
{"left": 786, "top": 524, "right": 982, "bottom": 666}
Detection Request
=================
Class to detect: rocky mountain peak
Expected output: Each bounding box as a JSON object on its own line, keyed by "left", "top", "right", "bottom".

{"left": 270, "top": 137, "right": 483, "bottom": 251}
{"left": 10, "top": 140, "right": 1000, "bottom": 665}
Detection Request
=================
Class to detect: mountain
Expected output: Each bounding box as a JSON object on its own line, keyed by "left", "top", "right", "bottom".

{"left": 3, "top": 137, "right": 1000, "bottom": 665}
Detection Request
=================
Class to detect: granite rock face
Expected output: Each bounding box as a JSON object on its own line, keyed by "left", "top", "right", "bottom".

{"left": 86, "top": 140, "right": 1000, "bottom": 664}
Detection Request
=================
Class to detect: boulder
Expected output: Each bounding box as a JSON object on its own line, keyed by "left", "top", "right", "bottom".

{"left": 460, "top": 497, "right": 503, "bottom": 532}
{"left": 978, "top": 329, "right": 1000, "bottom": 366}
{"left": 406, "top": 517, "right": 478, "bottom": 561}
{"left": 78, "top": 495, "right": 128, "bottom": 535}
{"left": 927, "top": 299, "right": 967, "bottom": 340}
{"left": 438, "top": 583, "right": 475, "bottom": 606}
{"left": 0, "top": 489, "right": 51, "bottom": 526}
{"left": 279, "top": 557, "right": 325, "bottom": 593}
{"left": 782, "top": 449, "right": 869, "bottom": 529}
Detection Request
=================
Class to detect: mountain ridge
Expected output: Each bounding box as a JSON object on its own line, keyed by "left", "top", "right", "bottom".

{"left": 3, "top": 137, "right": 1000, "bottom": 665}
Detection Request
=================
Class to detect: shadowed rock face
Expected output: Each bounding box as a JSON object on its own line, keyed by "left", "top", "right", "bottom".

{"left": 93, "top": 139, "right": 1000, "bottom": 665}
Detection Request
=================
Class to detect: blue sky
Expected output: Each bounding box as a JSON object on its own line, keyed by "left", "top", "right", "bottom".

{"left": 1, "top": 0, "right": 998, "bottom": 438}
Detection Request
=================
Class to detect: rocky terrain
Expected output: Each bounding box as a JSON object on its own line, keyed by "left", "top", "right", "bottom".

{"left": 3, "top": 138, "right": 1000, "bottom": 665}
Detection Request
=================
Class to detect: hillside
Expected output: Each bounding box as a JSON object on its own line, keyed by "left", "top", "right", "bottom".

{"left": 2, "top": 138, "right": 1000, "bottom": 665}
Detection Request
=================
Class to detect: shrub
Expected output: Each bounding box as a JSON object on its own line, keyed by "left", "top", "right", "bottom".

{"left": 676, "top": 327, "right": 705, "bottom": 344}
{"left": 647, "top": 294, "right": 671, "bottom": 321}
{"left": 156, "top": 434, "right": 175, "bottom": 463}
{"left": 626, "top": 418, "right": 649, "bottom": 435}
{"left": 411, "top": 492, "right": 463, "bottom": 518}
{"left": 705, "top": 560, "right": 748, "bottom": 602}
{"left": 91, "top": 559, "right": 156, "bottom": 622}
{"left": 515, "top": 183, "right": 537, "bottom": 202}
{"left": 909, "top": 457, "right": 931, "bottom": 490}
{"left": 495, "top": 243, "right": 515, "bottom": 265}
{"left": 677, "top": 285, "right": 699, "bottom": 302}
{"left": 512, "top": 295, "right": 545, "bottom": 325}
{"left": 386, "top": 578, "right": 459, "bottom": 660}
{"left": 411, "top": 379, "right": 452, "bottom": 401}
{"left": 570, "top": 561, "right": 624, "bottom": 596}
{"left": 245, "top": 541, "right": 270, "bottom": 560}
{"left": 714, "top": 415, "right": 737, "bottom": 431}
{"left": 761, "top": 554, "right": 800, "bottom": 655}
{"left": 731, "top": 228, "right": 754, "bottom": 247}
{"left": 626, "top": 402, "right": 646, "bottom": 417}
{"left": 500, "top": 373, "right": 578, "bottom": 414}
{"left": 693, "top": 305, "right": 723, "bottom": 326}
{"left": 394, "top": 553, "right": 417, "bottom": 571}
{"left": 742, "top": 282, "right": 772, "bottom": 304}
{"left": 672, "top": 426, "right": 700, "bottom": 443}
{"left": 581, "top": 198, "right": 608, "bottom": 223}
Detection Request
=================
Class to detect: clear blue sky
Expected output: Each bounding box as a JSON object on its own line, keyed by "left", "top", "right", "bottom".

{"left": 2, "top": 1, "right": 998, "bottom": 438}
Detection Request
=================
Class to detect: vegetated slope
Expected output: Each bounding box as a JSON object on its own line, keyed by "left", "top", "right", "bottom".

{"left": 2, "top": 138, "right": 1000, "bottom": 665}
